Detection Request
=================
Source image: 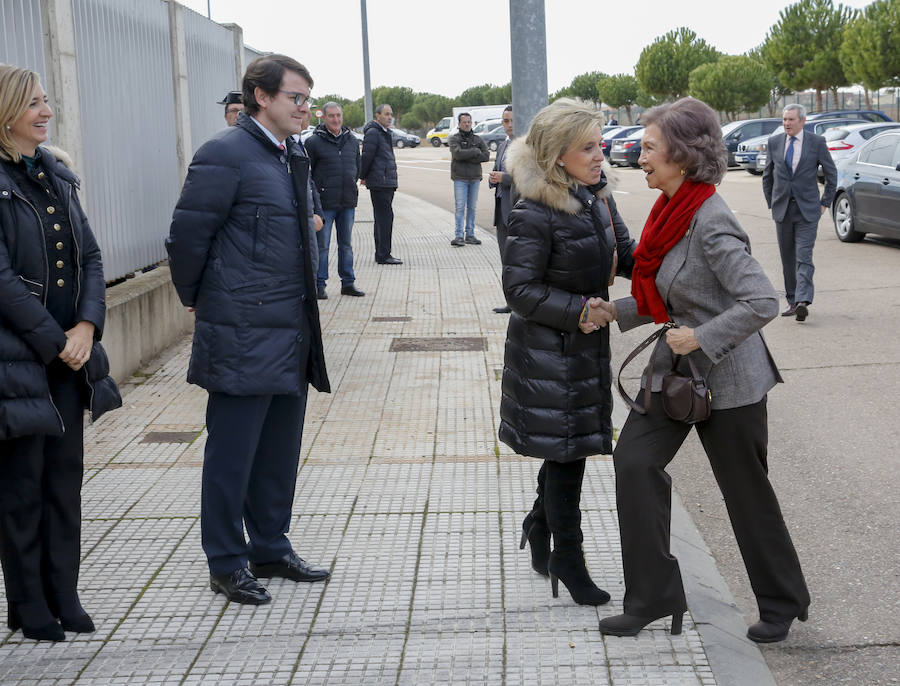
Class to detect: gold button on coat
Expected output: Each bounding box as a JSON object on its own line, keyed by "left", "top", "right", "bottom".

{"left": 56, "top": 260, "right": 64, "bottom": 268}
{"left": 47, "top": 206, "right": 55, "bottom": 214}
{"left": 56, "top": 242, "right": 63, "bottom": 250}
{"left": 53, "top": 224, "right": 61, "bottom": 231}
{"left": 57, "top": 279, "right": 64, "bottom": 287}
{"left": 37, "top": 172, "right": 45, "bottom": 179}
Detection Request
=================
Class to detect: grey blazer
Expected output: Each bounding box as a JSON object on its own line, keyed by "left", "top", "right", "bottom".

{"left": 762, "top": 131, "right": 837, "bottom": 223}
{"left": 489, "top": 136, "right": 516, "bottom": 226}
{"left": 615, "top": 193, "right": 783, "bottom": 410}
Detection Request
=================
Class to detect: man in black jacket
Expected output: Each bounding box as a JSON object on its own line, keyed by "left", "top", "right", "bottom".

{"left": 306, "top": 102, "right": 365, "bottom": 298}
{"left": 360, "top": 104, "right": 402, "bottom": 264}
{"left": 448, "top": 112, "right": 490, "bottom": 247}
{"left": 166, "top": 55, "right": 331, "bottom": 606}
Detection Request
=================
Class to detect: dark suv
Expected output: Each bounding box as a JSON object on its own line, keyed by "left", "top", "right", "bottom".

{"left": 807, "top": 109, "right": 892, "bottom": 123}
{"left": 721, "top": 119, "right": 782, "bottom": 166}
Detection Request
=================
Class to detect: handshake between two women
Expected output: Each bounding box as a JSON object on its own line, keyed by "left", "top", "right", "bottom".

{"left": 579, "top": 298, "right": 616, "bottom": 334}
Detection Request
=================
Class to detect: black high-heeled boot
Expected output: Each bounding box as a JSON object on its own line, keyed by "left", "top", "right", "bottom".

{"left": 544, "top": 460, "right": 610, "bottom": 606}
{"left": 599, "top": 611, "right": 683, "bottom": 636}
{"left": 747, "top": 606, "right": 808, "bottom": 643}
{"left": 7, "top": 605, "right": 65, "bottom": 642}
{"left": 519, "top": 511, "right": 550, "bottom": 576}
{"left": 49, "top": 594, "right": 95, "bottom": 633}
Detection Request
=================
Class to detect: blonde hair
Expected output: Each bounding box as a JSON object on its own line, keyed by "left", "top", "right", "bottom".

{"left": 524, "top": 98, "right": 605, "bottom": 190}
{"left": 0, "top": 64, "right": 42, "bottom": 163}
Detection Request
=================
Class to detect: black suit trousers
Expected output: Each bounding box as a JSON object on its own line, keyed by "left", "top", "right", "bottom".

{"left": 369, "top": 188, "right": 395, "bottom": 261}
{"left": 202, "top": 388, "right": 308, "bottom": 576}
{"left": 613, "top": 392, "right": 809, "bottom": 621}
{"left": 0, "top": 362, "right": 85, "bottom": 611}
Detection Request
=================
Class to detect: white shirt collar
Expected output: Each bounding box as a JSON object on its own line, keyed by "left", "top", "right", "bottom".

{"left": 250, "top": 116, "right": 286, "bottom": 148}
{"left": 787, "top": 129, "right": 804, "bottom": 145}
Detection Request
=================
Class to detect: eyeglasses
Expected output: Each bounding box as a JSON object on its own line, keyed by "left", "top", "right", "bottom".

{"left": 279, "top": 90, "right": 312, "bottom": 107}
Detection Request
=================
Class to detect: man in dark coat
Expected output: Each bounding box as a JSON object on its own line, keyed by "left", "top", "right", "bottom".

{"left": 360, "top": 104, "right": 402, "bottom": 264}
{"left": 218, "top": 90, "right": 243, "bottom": 127}
{"left": 306, "top": 102, "right": 365, "bottom": 298}
{"left": 488, "top": 105, "right": 515, "bottom": 313}
{"left": 448, "top": 112, "right": 490, "bottom": 247}
{"left": 166, "top": 55, "right": 331, "bottom": 606}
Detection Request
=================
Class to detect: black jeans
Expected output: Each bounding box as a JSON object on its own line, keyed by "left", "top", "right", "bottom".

{"left": 369, "top": 188, "right": 395, "bottom": 261}
{"left": 0, "top": 362, "right": 85, "bottom": 615}
{"left": 613, "top": 392, "right": 809, "bottom": 621}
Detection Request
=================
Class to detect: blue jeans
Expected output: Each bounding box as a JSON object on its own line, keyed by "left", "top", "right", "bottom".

{"left": 453, "top": 179, "right": 480, "bottom": 239}
{"left": 316, "top": 207, "right": 356, "bottom": 288}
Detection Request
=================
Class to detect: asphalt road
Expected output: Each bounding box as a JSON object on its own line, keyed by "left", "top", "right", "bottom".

{"left": 395, "top": 144, "right": 900, "bottom": 686}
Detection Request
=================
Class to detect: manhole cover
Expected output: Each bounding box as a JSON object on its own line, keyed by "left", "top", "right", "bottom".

{"left": 373, "top": 316, "right": 412, "bottom": 322}
{"left": 390, "top": 337, "right": 486, "bottom": 352}
{"left": 140, "top": 431, "right": 199, "bottom": 444}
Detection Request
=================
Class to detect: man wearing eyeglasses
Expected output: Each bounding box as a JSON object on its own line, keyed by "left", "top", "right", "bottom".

{"left": 360, "top": 104, "right": 402, "bottom": 264}
{"left": 218, "top": 90, "right": 243, "bottom": 127}
{"left": 167, "top": 55, "right": 331, "bottom": 607}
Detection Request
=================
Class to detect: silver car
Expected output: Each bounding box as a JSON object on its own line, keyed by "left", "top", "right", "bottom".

{"left": 823, "top": 121, "right": 900, "bottom": 168}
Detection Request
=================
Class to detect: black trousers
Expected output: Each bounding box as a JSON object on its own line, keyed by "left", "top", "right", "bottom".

{"left": 613, "top": 392, "right": 809, "bottom": 621}
{"left": 369, "top": 188, "right": 395, "bottom": 261}
{"left": 201, "top": 389, "right": 308, "bottom": 576}
{"left": 0, "top": 362, "right": 84, "bottom": 614}
{"left": 494, "top": 198, "right": 508, "bottom": 263}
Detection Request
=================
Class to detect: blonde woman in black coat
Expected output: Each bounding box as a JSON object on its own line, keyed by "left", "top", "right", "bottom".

{"left": 0, "top": 65, "right": 120, "bottom": 641}
{"left": 499, "top": 99, "right": 635, "bottom": 604}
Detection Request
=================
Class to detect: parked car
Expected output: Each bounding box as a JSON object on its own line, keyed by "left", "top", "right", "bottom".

{"left": 472, "top": 118, "right": 501, "bottom": 135}
{"left": 391, "top": 127, "right": 420, "bottom": 148}
{"left": 721, "top": 118, "right": 782, "bottom": 166}
{"left": 609, "top": 129, "right": 644, "bottom": 167}
{"left": 602, "top": 125, "right": 642, "bottom": 159}
{"left": 807, "top": 109, "right": 892, "bottom": 123}
{"left": 479, "top": 122, "right": 508, "bottom": 152}
{"left": 831, "top": 131, "right": 900, "bottom": 242}
{"left": 822, "top": 122, "right": 900, "bottom": 176}
{"left": 735, "top": 118, "right": 862, "bottom": 175}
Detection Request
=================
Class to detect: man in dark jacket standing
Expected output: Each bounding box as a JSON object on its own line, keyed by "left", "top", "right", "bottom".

{"left": 488, "top": 105, "right": 515, "bottom": 312}
{"left": 448, "top": 112, "right": 490, "bottom": 247}
{"left": 360, "top": 104, "right": 402, "bottom": 264}
{"left": 306, "top": 102, "right": 365, "bottom": 298}
{"left": 166, "top": 55, "right": 331, "bottom": 606}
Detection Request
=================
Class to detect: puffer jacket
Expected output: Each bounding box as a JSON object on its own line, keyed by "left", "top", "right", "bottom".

{"left": 499, "top": 138, "right": 635, "bottom": 461}
{"left": 359, "top": 120, "right": 397, "bottom": 189}
{"left": 166, "top": 112, "right": 330, "bottom": 396}
{"left": 448, "top": 129, "right": 489, "bottom": 180}
{"left": 0, "top": 149, "right": 120, "bottom": 440}
{"left": 306, "top": 124, "right": 360, "bottom": 210}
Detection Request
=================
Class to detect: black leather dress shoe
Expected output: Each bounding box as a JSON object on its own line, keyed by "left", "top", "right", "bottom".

{"left": 493, "top": 305, "right": 511, "bottom": 314}
{"left": 250, "top": 551, "right": 330, "bottom": 583}
{"left": 781, "top": 304, "right": 797, "bottom": 317}
{"left": 340, "top": 285, "right": 366, "bottom": 297}
{"left": 376, "top": 256, "right": 403, "bottom": 265}
{"left": 210, "top": 567, "right": 272, "bottom": 604}
{"left": 316, "top": 287, "right": 327, "bottom": 300}
{"left": 795, "top": 302, "right": 809, "bottom": 322}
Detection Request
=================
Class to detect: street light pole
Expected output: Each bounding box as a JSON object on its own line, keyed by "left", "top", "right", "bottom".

{"left": 509, "top": 0, "right": 548, "bottom": 135}
{"left": 207, "top": 0, "right": 211, "bottom": 19}
{"left": 361, "top": 0, "right": 373, "bottom": 123}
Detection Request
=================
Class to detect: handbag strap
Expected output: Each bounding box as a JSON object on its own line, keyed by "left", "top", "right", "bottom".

{"left": 617, "top": 322, "right": 676, "bottom": 415}
{"left": 670, "top": 353, "right": 706, "bottom": 385}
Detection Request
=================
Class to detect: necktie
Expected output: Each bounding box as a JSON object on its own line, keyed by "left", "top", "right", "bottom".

{"left": 785, "top": 136, "right": 796, "bottom": 174}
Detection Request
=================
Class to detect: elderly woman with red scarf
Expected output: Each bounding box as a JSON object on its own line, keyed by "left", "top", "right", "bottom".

{"left": 585, "top": 98, "right": 809, "bottom": 643}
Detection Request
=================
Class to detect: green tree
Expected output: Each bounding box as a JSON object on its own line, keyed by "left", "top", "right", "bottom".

{"left": 566, "top": 71, "right": 608, "bottom": 106}
{"left": 454, "top": 83, "right": 511, "bottom": 107}
{"left": 399, "top": 111, "right": 423, "bottom": 132}
{"left": 372, "top": 86, "right": 415, "bottom": 119}
{"left": 343, "top": 100, "right": 365, "bottom": 129}
{"left": 596, "top": 74, "right": 640, "bottom": 121}
{"left": 636, "top": 27, "right": 719, "bottom": 100}
{"left": 688, "top": 56, "right": 772, "bottom": 119}
{"left": 550, "top": 86, "right": 574, "bottom": 102}
{"left": 840, "top": 0, "right": 900, "bottom": 107}
{"left": 748, "top": 45, "right": 793, "bottom": 116}
{"left": 411, "top": 93, "right": 453, "bottom": 129}
{"left": 762, "top": 0, "right": 852, "bottom": 111}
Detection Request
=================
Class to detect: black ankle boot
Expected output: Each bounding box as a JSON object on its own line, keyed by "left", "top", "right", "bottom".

{"left": 520, "top": 511, "right": 550, "bottom": 576}
{"left": 747, "top": 606, "right": 808, "bottom": 643}
{"left": 599, "top": 611, "right": 683, "bottom": 636}
{"left": 548, "top": 549, "right": 610, "bottom": 606}
{"left": 51, "top": 594, "right": 95, "bottom": 634}
{"left": 7, "top": 606, "right": 65, "bottom": 642}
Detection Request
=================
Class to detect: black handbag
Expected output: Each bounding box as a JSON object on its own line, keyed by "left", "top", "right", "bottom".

{"left": 617, "top": 322, "right": 712, "bottom": 424}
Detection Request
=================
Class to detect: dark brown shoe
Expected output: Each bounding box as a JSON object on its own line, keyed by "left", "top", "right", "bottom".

{"left": 781, "top": 304, "right": 797, "bottom": 317}
{"left": 250, "top": 551, "right": 330, "bottom": 583}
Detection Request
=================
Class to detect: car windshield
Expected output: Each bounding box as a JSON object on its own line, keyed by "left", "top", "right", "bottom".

{"left": 721, "top": 121, "right": 743, "bottom": 135}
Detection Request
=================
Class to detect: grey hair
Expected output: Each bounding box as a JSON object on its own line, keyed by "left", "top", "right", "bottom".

{"left": 322, "top": 101, "right": 342, "bottom": 114}
{"left": 375, "top": 103, "right": 391, "bottom": 115}
{"left": 783, "top": 103, "right": 807, "bottom": 119}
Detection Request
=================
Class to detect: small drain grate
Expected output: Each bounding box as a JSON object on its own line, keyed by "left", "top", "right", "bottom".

{"left": 390, "top": 337, "right": 486, "bottom": 352}
{"left": 140, "top": 431, "right": 200, "bottom": 444}
{"left": 373, "top": 316, "right": 412, "bottom": 322}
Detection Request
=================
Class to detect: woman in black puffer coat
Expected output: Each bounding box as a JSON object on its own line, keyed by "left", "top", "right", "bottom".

{"left": 0, "top": 65, "right": 120, "bottom": 642}
{"left": 500, "top": 99, "right": 634, "bottom": 606}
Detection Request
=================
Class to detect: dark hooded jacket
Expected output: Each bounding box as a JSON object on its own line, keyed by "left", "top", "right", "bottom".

{"left": 359, "top": 120, "right": 397, "bottom": 190}
{"left": 499, "top": 139, "right": 635, "bottom": 461}
{"left": 0, "top": 148, "right": 120, "bottom": 440}
{"left": 166, "top": 113, "right": 330, "bottom": 395}
{"left": 305, "top": 124, "right": 360, "bottom": 210}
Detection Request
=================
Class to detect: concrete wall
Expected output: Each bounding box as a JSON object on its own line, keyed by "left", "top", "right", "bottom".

{"left": 103, "top": 267, "right": 193, "bottom": 383}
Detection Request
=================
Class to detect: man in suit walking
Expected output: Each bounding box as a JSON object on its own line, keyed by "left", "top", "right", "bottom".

{"left": 488, "top": 105, "right": 515, "bottom": 314}
{"left": 762, "top": 104, "right": 837, "bottom": 322}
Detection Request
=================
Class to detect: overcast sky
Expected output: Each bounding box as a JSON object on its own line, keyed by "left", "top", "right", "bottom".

{"left": 179, "top": 0, "right": 874, "bottom": 100}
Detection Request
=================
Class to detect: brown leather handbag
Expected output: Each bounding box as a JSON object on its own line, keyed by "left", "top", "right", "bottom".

{"left": 617, "top": 322, "right": 712, "bottom": 424}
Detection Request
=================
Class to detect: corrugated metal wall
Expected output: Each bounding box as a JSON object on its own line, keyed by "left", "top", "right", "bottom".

{"left": 0, "top": 0, "right": 46, "bottom": 81}
{"left": 183, "top": 6, "right": 236, "bottom": 153}
{"left": 244, "top": 45, "right": 265, "bottom": 71}
{"left": 72, "top": 0, "right": 180, "bottom": 281}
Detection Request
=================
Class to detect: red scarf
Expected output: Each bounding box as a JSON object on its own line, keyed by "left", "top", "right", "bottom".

{"left": 631, "top": 179, "right": 716, "bottom": 323}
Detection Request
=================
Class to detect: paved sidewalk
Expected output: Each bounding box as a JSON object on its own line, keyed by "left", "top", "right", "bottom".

{"left": 0, "top": 193, "right": 772, "bottom": 685}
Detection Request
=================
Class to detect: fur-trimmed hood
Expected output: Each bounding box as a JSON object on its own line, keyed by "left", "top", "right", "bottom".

{"left": 505, "top": 137, "right": 616, "bottom": 215}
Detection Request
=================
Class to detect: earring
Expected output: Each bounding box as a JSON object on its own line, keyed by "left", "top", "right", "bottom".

{"left": 557, "top": 161, "right": 565, "bottom": 167}
{"left": 680, "top": 168, "right": 686, "bottom": 176}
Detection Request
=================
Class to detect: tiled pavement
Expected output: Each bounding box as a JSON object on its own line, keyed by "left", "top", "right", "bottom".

{"left": 0, "top": 193, "right": 759, "bottom": 685}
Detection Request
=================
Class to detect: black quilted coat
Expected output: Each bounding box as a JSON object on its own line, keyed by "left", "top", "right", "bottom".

{"left": 499, "top": 139, "right": 635, "bottom": 461}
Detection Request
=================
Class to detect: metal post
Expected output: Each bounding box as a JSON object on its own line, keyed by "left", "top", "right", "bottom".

{"left": 509, "top": 0, "right": 547, "bottom": 137}
{"left": 207, "top": 0, "right": 211, "bottom": 19}
{"left": 360, "top": 0, "right": 373, "bottom": 123}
